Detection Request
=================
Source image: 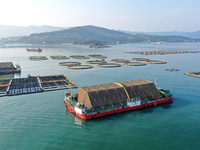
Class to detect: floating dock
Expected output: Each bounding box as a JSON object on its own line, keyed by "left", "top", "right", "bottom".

{"left": 0, "top": 74, "right": 77, "bottom": 96}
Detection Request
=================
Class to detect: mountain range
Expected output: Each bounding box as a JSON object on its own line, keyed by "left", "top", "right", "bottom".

{"left": 121, "top": 31, "right": 200, "bottom": 39}
{"left": 0, "top": 25, "right": 68, "bottom": 39}
{"left": 0, "top": 25, "right": 199, "bottom": 45}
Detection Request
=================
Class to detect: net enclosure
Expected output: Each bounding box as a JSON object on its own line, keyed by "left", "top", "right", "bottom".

{"left": 0, "top": 62, "right": 15, "bottom": 71}
{"left": 77, "top": 79, "right": 162, "bottom": 111}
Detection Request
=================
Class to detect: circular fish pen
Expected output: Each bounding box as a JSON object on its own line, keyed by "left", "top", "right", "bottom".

{"left": 29, "top": 56, "right": 48, "bottom": 61}
{"left": 146, "top": 60, "right": 167, "bottom": 64}
{"left": 86, "top": 60, "right": 107, "bottom": 64}
{"left": 132, "top": 58, "right": 150, "bottom": 62}
{"left": 97, "top": 63, "right": 121, "bottom": 68}
{"left": 50, "top": 55, "right": 69, "bottom": 60}
{"left": 110, "top": 59, "right": 129, "bottom": 63}
{"left": 124, "top": 61, "right": 146, "bottom": 66}
{"left": 58, "top": 62, "right": 81, "bottom": 66}
{"left": 88, "top": 54, "right": 104, "bottom": 58}
{"left": 70, "top": 55, "right": 89, "bottom": 59}
{"left": 95, "top": 56, "right": 107, "bottom": 59}
{"left": 67, "top": 65, "right": 93, "bottom": 69}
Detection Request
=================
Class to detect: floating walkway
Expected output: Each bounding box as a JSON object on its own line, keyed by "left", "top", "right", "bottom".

{"left": 0, "top": 78, "right": 11, "bottom": 96}
{"left": 185, "top": 72, "right": 200, "bottom": 78}
{"left": 0, "top": 74, "right": 77, "bottom": 96}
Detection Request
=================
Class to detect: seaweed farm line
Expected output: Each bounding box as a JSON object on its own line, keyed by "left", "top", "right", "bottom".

{"left": 0, "top": 74, "right": 77, "bottom": 97}
{"left": 126, "top": 50, "right": 200, "bottom": 55}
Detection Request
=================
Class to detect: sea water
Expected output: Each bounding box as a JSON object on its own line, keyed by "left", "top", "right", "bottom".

{"left": 0, "top": 43, "right": 200, "bottom": 150}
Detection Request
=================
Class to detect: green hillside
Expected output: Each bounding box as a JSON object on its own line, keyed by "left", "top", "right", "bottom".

{"left": 0, "top": 25, "right": 193, "bottom": 44}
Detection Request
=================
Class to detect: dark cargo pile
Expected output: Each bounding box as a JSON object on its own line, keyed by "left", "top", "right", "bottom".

{"left": 77, "top": 79, "right": 161, "bottom": 111}
{"left": 0, "top": 62, "right": 15, "bottom": 71}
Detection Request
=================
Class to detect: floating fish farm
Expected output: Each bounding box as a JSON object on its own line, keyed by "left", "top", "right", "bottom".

{"left": 7, "top": 77, "right": 42, "bottom": 96}
{"left": 87, "top": 54, "right": 107, "bottom": 59}
{"left": 124, "top": 61, "right": 146, "bottom": 66}
{"left": 132, "top": 58, "right": 150, "bottom": 61}
{"left": 110, "top": 59, "right": 129, "bottom": 63}
{"left": 58, "top": 62, "right": 81, "bottom": 66}
{"left": 29, "top": 56, "right": 48, "bottom": 61}
{"left": 126, "top": 50, "right": 200, "bottom": 55}
{"left": 70, "top": 55, "right": 90, "bottom": 59}
{"left": 185, "top": 72, "right": 200, "bottom": 78}
{"left": 28, "top": 54, "right": 167, "bottom": 70}
{"left": 86, "top": 60, "right": 107, "bottom": 64}
{"left": 0, "top": 74, "right": 77, "bottom": 97}
{"left": 50, "top": 55, "right": 69, "bottom": 60}
{"left": 146, "top": 60, "right": 167, "bottom": 64}
{"left": 0, "top": 78, "right": 11, "bottom": 96}
{"left": 67, "top": 65, "right": 93, "bottom": 69}
{"left": 97, "top": 63, "right": 121, "bottom": 68}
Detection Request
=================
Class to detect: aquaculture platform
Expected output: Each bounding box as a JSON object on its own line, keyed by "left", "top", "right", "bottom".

{"left": 185, "top": 72, "right": 200, "bottom": 78}
{"left": 0, "top": 74, "right": 77, "bottom": 96}
{"left": 126, "top": 50, "right": 200, "bottom": 55}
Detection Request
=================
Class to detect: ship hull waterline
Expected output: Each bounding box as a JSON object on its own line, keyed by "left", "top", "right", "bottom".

{"left": 0, "top": 70, "right": 21, "bottom": 75}
{"left": 64, "top": 97, "right": 173, "bottom": 120}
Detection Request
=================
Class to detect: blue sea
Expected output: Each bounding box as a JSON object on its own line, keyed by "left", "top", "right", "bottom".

{"left": 0, "top": 43, "right": 200, "bottom": 150}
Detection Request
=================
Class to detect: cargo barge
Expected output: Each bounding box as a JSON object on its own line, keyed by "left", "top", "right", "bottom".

{"left": 64, "top": 79, "right": 173, "bottom": 120}
{"left": 0, "top": 62, "right": 21, "bottom": 75}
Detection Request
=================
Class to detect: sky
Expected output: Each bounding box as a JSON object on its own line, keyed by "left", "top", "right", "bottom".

{"left": 0, "top": 0, "right": 200, "bottom": 32}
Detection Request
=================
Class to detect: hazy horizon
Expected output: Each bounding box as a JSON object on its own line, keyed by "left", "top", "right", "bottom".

{"left": 0, "top": 24, "right": 200, "bottom": 33}
{"left": 1, "top": 0, "right": 200, "bottom": 32}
